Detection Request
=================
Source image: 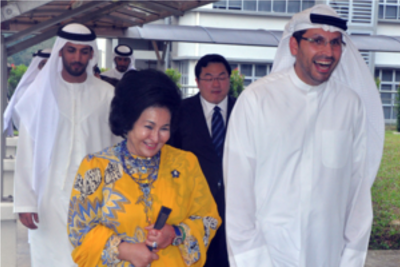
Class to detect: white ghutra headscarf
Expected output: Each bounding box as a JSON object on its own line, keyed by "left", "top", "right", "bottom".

{"left": 271, "top": 4, "right": 384, "bottom": 186}
{"left": 3, "top": 48, "right": 51, "bottom": 135}
{"left": 14, "top": 23, "right": 99, "bottom": 203}
{"left": 114, "top": 44, "right": 135, "bottom": 70}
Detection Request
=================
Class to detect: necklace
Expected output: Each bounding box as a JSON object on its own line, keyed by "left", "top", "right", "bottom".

{"left": 120, "top": 140, "right": 160, "bottom": 224}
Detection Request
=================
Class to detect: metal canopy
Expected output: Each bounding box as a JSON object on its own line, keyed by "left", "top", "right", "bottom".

{"left": 122, "top": 24, "right": 400, "bottom": 53}
{"left": 1, "top": 0, "right": 215, "bottom": 56}
{"left": 2, "top": 1, "right": 400, "bottom": 55}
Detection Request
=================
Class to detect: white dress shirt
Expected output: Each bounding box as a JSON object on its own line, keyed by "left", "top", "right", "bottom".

{"left": 200, "top": 95, "right": 228, "bottom": 136}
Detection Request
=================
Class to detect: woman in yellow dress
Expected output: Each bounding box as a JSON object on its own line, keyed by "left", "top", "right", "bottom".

{"left": 68, "top": 69, "right": 221, "bottom": 267}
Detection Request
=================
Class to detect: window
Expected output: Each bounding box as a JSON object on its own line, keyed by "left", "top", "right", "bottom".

{"left": 230, "top": 63, "right": 272, "bottom": 86}
{"left": 378, "top": 0, "right": 400, "bottom": 20}
{"left": 177, "top": 60, "right": 197, "bottom": 98}
{"left": 375, "top": 68, "right": 400, "bottom": 121}
{"left": 213, "top": 0, "right": 315, "bottom": 13}
{"left": 178, "top": 61, "right": 189, "bottom": 86}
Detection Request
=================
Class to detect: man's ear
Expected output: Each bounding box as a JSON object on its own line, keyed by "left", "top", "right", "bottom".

{"left": 289, "top": 36, "right": 299, "bottom": 56}
{"left": 195, "top": 78, "right": 199, "bottom": 88}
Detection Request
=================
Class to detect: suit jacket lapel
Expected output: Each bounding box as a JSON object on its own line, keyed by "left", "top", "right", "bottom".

{"left": 193, "top": 93, "right": 214, "bottom": 143}
{"left": 192, "top": 93, "right": 219, "bottom": 158}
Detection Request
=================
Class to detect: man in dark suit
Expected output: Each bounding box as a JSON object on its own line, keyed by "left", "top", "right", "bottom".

{"left": 170, "top": 54, "right": 235, "bottom": 267}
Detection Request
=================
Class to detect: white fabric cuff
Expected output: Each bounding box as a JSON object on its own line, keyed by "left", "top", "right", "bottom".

{"left": 340, "top": 248, "right": 367, "bottom": 267}
{"left": 13, "top": 206, "right": 38, "bottom": 214}
{"left": 232, "top": 245, "right": 273, "bottom": 267}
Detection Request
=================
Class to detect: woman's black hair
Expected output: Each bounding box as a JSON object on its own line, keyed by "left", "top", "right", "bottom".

{"left": 109, "top": 69, "right": 182, "bottom": 138}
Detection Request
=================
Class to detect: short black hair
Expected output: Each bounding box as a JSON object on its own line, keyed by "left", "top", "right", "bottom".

{"left": 195, "top": 54, "right": 231, "bottom": 79}
{"left": 292, "top": 30, "right": 307, "bottom": 44}
{"left": 109, "top": 69, "right": 182, "bottom": 138}
{"left": 93, "top": 65, "right": 101, "bottom": 74}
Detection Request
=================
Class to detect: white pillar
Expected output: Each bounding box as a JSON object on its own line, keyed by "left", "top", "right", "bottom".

{"left": 1, "top": 34, "right": 18, "bottom": 267}
{"left": 105, "top": 38, "right": 113, "bottom": 70}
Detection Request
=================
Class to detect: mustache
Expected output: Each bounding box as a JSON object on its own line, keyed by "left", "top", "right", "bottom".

{"left": 71, "top": 62, "right": 84, "bottom": 67}
{"left": 313, "top": 55, "right": 335, "bottom": 62}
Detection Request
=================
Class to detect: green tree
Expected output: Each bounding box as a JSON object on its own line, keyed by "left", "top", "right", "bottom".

{"left": 7, "top": 64, "right": 27, "bottom": 98}
{"left": 229, "top": 69, "right": 245, "bottom": 98}
{"left": 165, "top": 68, "right": 181, "bottom": 88}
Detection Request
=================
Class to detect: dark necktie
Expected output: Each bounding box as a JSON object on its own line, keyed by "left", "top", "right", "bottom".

{"left": 212, "top": 106, "right": 225, "bottom": 158}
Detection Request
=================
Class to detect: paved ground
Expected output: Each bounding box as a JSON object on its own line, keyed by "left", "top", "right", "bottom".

{"left": 16, "top": 221, "right": 400, "bottom": 266}
{"left": 365, "top": 250, "right": 400, "bottom": 267}
{"left": 17, "top": 221, "right": 30, "bottom": 267}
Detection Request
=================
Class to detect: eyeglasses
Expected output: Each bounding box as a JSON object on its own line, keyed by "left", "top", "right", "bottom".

{"left": 300, "top": 36, "right": 346, "bottom": 49}
{"left": 199, "top": 75, "right": 228, "bottom": 83}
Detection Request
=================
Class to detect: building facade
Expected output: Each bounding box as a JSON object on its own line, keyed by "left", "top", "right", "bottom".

{"left": 103, "top": 0, "right": 400, "bottom": 123}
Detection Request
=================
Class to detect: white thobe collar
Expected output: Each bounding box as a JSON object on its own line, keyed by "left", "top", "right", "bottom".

{"left": 289, "top": 66, "right": 327, "bottom": 93}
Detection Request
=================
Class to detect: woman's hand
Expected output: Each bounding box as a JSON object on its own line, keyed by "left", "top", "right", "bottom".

{"left": 145, "top": 224, "right": 175, "bottom": 249}
{"left": 118, "top": 242, "right": 158, "bottom": 267}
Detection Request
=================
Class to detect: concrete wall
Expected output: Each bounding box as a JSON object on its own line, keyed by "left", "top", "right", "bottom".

{"left": 175, "top": 11, "right": 284, "bottom": 61}
{"left": 375, "top": 23, "right": 400, "bottom": 66}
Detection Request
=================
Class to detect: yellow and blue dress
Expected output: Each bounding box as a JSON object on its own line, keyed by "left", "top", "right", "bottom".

{"left": 68, "top": 141, "right": 221, "bottom": 267}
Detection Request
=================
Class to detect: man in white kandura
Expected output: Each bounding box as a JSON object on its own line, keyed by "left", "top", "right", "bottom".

{"left": 223, "top": 4, "right": 384, "bottom": 267}
{"left": 3, "top": 48, "right": 51, "bottom": 135}
{"left": 101, "top": 44, "right": 135, "bottom": 80}
{"left": 13, "top": 23, "right": 120, "bottom": 266}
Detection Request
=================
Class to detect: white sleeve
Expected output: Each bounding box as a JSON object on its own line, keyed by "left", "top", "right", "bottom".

{"left": 13, "top": 122, "right": 38, "bottom": 213}
{"left": 223, "top": 91, "right": 273, "bottom": 267}
{"left": 340, "top": 100, "right": 372, "bottom": 267}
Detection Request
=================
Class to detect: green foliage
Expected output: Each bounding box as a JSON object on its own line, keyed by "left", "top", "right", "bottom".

{"left": 7, "top": 64, "right": 27, "bottom": 98}
{"left": 165, "top": 68, "right": 181, "bottom": 88}
{"left": 100, "top": 67, "right": 108, "bottom": 73}
{"left": 369, "top": 131, "right": 400, "bottom": 249}
{"left": 375, "top": 77, "right": 381, "bottom": 90}
{"left": 229, "top": 69, "right": 245, "bottom": 98}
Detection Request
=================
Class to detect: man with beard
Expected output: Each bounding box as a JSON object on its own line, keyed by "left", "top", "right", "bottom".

{"left": 101, "top": 44, "right": 135, "bottom": 80}
{"left": 13, "top": 23, "right": 120, "bottom": 266}
{"left": 223, "top": 4, "right": 384, "bottom": 267}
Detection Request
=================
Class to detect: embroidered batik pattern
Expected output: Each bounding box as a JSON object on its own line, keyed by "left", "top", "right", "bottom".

{"left": 119, "top": 140, "right": 160, "bottom": 225}
{"left": 68, "top": 196, "right": 102, "bottom": 247}
{"left": 101, "top": 228, "right": 145, "bottom": 267}
{"left": 101, "top": 234, "right": 122, "bottom": 266}
{"left": 73, "top": 168, "right": 102, "bottom": 201}
{"left": 119, "top": 226, "right": 146, "bottom": 244}
{"left": 101, "top": 186, "right": 130, "bottom": 232}
{"left": 104, "top": 162, "right": 123, "bottom": 184}
{"left": 202, "top": 217, "right": 218, "bottom": 247}
{"left": 91, "top": 143, "right": 122, "bottom": 163}
{"left": 189, "top": 215, "right": 218, "bottom": 248}
{"left": 178, "top": 223, "right": 200, "bottom": 265}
